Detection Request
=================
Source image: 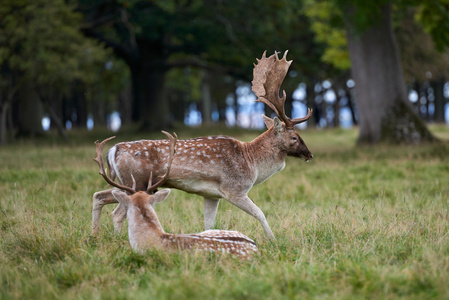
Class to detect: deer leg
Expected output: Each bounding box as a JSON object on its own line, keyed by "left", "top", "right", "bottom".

{"left": 226, "top": 195, "right": 275, "bottom": 240}
{"left": 92, "top": 188, "right": 118, "bottom": 234}
{"left": 111, "top": 203, "right": 127, "bottom": 233}
{"left": 204, "top": 198, "right": 220, "bottom": 230}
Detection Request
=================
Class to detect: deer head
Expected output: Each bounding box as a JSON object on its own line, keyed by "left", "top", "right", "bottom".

{"left": 93, "top": 131, "right": 177, "bottom": 249}
{"left": 252, "top": 50, "right": 313, "bottom": 161}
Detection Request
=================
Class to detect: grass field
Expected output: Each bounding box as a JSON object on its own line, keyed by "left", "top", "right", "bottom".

{"left": 1, "top": 125, "right": 449, "bottom": 299}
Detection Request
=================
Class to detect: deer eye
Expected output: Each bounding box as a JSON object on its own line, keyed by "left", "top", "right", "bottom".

{"left": 291, "top": 137, "right": 298, "bottom": 143}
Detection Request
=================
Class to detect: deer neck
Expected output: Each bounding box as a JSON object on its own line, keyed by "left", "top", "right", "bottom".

{"left": 245, "top": 128, "right": 287, "bottom": 185}
{"left": 127, "top": 205, "right": 165, "bottom": 251}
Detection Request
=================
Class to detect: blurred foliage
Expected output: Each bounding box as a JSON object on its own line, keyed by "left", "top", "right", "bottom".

{"left": 0, "top": 0, "right": 129, "bottom": 133}
{"left": 78, "top": 0, "right": 328, "bottom": 129}
{"left": 304, "top": 0, "right": 449, "bottom": 78}
{"left": 0, "top": 0, "right": 448, "bottom": 141}
{"left": 303, "top": 0, "right": 350, "bottom": 70}
{"left": 166, "top": 67, "right": 202, "bottom": 103}
{"left": 415, "top": 0, "right": 449, "bottom": 52}
{"left": 1, "top": 0, "right": 105, "bottom": 95}
{"left": 395, "top": 7, "right": 449, "bottom": 82}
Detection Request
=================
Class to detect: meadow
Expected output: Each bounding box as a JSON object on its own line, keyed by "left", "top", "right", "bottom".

{"left": 1, "top": 125, "right": 449, "bottom": 299}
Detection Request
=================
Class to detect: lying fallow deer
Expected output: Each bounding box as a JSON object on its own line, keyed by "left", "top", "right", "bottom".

{"left": 94, "top": 133, "right": 258, "bottom": 259}
{"left": 92, "top": 50, "right": 313, "bottom": 240}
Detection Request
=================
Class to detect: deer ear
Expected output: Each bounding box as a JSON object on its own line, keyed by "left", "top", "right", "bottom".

{"left": 273, "top": 117, "right": 284, "bottom": 133}
{"left": 262, "top": 115, "right": 274, "bottom": 129}
{"left": 112, "top": 190, "right": 131, "bottom": 205}
{"left": 151, "top": 189, "right": 171, "bottom": 205}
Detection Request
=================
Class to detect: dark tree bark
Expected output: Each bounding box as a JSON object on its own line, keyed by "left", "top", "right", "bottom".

{"left": 129, "top": 61, "right": 169, "bottom": 131}
{"left": 117, "top": 87, "right": 133, "bottom": 125}
{"left": 71, "top": 81, "right": 88, "bottom": 128}
{"left": 0, "top": 102, "right": 9, "bottom": 145}
{"left": 42, "top": 99, "right": 70, "bottom": 143}
{"left": 344, "top": 4, "right": 436, "bottom": 144}
{"left": 16, "top": 85, "right": 45, "bottom": 137}
{"left": 0, "top": 88, "right": 16, "bottom": 145}
{"left": 343, "top": 86, "right": 358, "bottom": 125}
{"left": 433, "top": 79, "right": 446, "bottom": 123}
{"left": 200, "top": 71, "right": 212, "bottom": 125}
{"left": 82, "top": 10, "right": 170, "bottom": 131}
{"left": 305, "top": 82, "right": 318, "bottom": 126}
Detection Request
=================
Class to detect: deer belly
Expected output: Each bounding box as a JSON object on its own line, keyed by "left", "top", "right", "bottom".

{"left": 167, "top": 179, "right": 223, "bottom": 198}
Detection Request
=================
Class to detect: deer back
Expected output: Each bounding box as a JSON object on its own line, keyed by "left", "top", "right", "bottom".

{"left": 108, "top": 136, "right": 256, "bottom": 197}
{"left": 161, "top": 230, "right": 258, "bottom": 259}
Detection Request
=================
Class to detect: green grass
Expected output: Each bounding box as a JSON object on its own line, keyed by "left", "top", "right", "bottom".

{"left": 1, "top": 125, "right": 449, "bottom": 299}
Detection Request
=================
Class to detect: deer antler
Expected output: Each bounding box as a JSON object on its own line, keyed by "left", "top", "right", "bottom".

{"left": 94, "top": 132, "right": 178, "bottom": 195}
{"left": 146, "top": 131, "right": 178, "bottom": 194}
{"left": 94, "top": 136, "right": 137, "bottom": 194}
{"left": 252, "top": 50, "right": 313, "bottom": 129}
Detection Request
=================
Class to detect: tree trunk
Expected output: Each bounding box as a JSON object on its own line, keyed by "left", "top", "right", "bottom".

{"left": 343, "top": 86, "right": 358, "bottom": 125}
{"left": 130, "top": 63, "right": 169, "bottom": 131}
{"left": 16, "top": 85, "right": 45, "bottom": 137}
{"left": 201, "top": 71, "right": 212, "bottom": 125}
{"left": 433, "top": 79, "right": 446, "bottom": 123}
{"left": 42, "top": 100, "right": 70, "bottom": 143}
{"left": 118, "top": 87, "right": 133, "bottom": 125}
{"left": 0, "top": 102, "right": 9, "bottom": 145}
{"left": 306, "top": 82, "right": 318, "bottom": 126}
{"left": 344, "top": 4, "right": 436, "bottom": 144}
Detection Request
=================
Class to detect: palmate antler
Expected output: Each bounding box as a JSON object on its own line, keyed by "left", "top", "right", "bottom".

{"left": 252, "top": 50, "right": 312, "bottom": 129}
{"left": 93, "top": 131, "right": 178, "bottom": 195}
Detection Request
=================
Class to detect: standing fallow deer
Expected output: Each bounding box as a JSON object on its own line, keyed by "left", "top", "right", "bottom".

{"left": 92, "top": 50, "right": 313, "bottom": 240}
{"left": 94, "top": 133, "right": 258, "bottom": 259}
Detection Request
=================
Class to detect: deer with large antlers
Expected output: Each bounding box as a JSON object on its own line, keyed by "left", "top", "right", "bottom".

{"left": 92, "top": 50, "right": 312, "bottom": 240}
{"left": 94, "top": 133, "right": 258, "bottom": 259}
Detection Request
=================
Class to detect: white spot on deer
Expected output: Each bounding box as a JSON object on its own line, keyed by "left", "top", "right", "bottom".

{"left": 134, "top": 151, "right": 141, "bottom": 156}
{"left": 145, "top": 151, "right": 149, "bottom": 157}
{"left": 161, "top": 149, "right": 165, "bottom": 154}
{"left": 127, "top": 144, "right": 131, "bottom": 148}
{"left": 183, "top": 150, "right": 188, "bottom": 153}
{"left": 210, "top": 160, "right": 215, "bottom": 164}
{"left": 197, "top": 151, "right": 201, "bottom": 156}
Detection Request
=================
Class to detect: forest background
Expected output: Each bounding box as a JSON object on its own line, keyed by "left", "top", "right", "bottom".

{"left": 1, "top": 0, "right": 449, "bottom": 145}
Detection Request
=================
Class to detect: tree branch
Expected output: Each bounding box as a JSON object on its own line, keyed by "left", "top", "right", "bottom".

{"left": 166, "top": 59, "right": 249, "bottom": 81}
{"left": 81, "top": 28, "right": 139, "bottom": 65}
